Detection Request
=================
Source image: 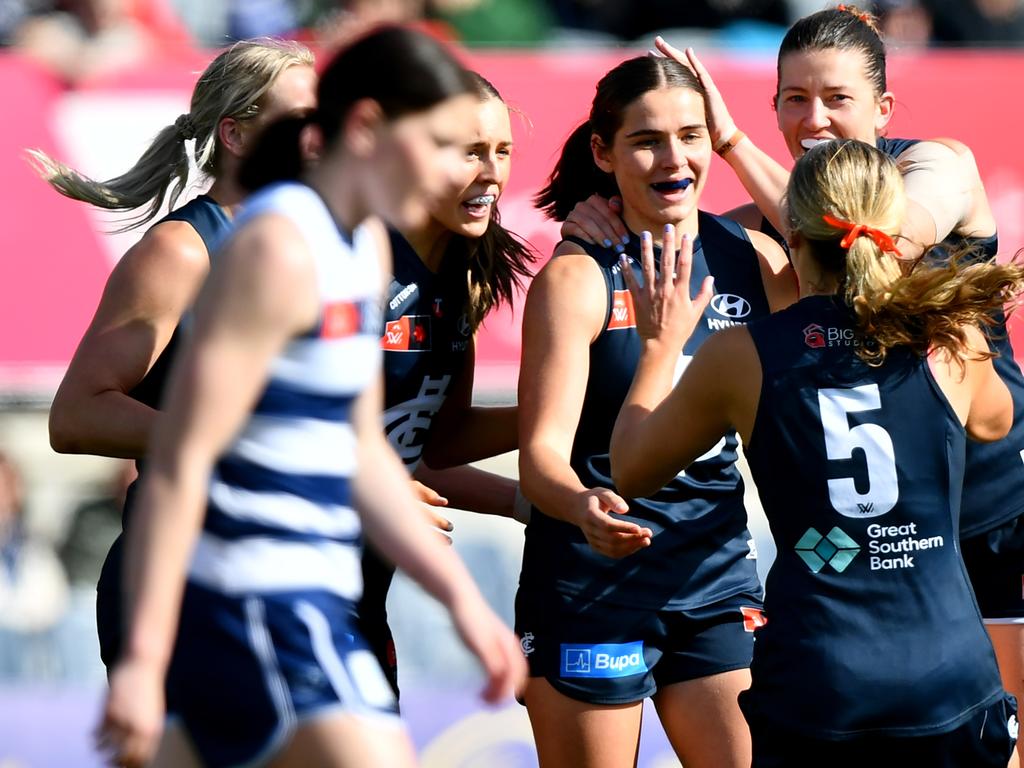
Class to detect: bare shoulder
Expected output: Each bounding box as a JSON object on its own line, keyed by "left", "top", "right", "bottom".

{"left": 526, "top": 243, "right": 607, "bottom": 338}
{"left": 117, "top": 220, "right": 209, "bottom": 283}
{"left": 723, "top": 202, "right": 764, "bottom": 230}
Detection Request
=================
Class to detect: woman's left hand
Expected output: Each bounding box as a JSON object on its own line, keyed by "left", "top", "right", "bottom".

{"left": 621, "top": 224, "right": 714, "bottom": 355}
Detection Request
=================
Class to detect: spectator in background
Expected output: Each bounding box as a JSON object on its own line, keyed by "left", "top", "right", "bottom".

{"left": 58, "top": 460, "right": 132, "bottom": 588}
{"left": 5, "top": 0, "right": 189, "bottom": 84}
{"left": 922, "top": 0, "right": 1024, "bottom": 46}
{"left": 0, "top": 451, "right": 69, "bottom": 681}
{"left": 874, "top": 0, "right": 933, "bottom": 48}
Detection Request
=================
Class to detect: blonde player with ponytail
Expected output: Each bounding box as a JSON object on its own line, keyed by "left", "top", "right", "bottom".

{"left": 611, "top": 139, "right": 1022, "bottom": 766}
{"left": 32, "top": 38, "right": 316, "bottom": 671}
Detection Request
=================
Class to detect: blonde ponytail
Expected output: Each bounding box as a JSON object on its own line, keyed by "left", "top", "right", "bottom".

{"left": 787, "top": 139, "right": 1024, "bottom": 365}
{"left": 28, "top": 38, "right": 313, "bottom": 231}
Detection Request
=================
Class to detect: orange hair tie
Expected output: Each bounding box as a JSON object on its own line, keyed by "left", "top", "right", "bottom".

{"left": 836, "top": 4, "right": 871, "bottom": 22}
{"left": 822, "top": 213, "right": 902, "bottom": 256}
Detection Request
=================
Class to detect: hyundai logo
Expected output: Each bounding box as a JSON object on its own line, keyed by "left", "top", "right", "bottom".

{"left": 710, "top": 293, "right": 751, "bottom": 319}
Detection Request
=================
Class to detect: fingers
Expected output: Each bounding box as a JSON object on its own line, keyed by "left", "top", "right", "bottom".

{"left": 674, "top": 231, "right": 693, "bottom": 295}
{"left": 693, "top": 274, "right": 716, "bottom": 316}
{"left": 410, "top": 479, "right": 448, "bottom": 507}
{"left": 561, "top": 194, "right": 630, "bottom": 250}
{"left": 480, "top": 624, "right": 528, "bottom": 704}
{"left": 654, "top": 35, "right": 690, "bottom": 71}
{"left": 660, "top": 224, "right": 677, "bottom": 292}
{"left": 639, "top": 231, "right": 656, "bottom": 301}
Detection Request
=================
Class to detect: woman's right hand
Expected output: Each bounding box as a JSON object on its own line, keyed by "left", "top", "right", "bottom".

{"left": 95, "top": 656, "right": 166, "bottom": 768}
{"left": 654, "top": 37, "right": 737, "bottom": 149}
{"left": 447, "top": 589, "right": 528, "bottom": 704}
{"left": 572, "top": 487, "right": 652, "bottom": 558}
{"left": 560, "top": 194, "right": 629, "bottom": 249}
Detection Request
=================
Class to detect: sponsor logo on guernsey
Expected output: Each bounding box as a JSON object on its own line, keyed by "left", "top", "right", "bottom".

{"left": 382, "top": 315, "right": 431, "bottom": 352}
{"left": 803, "top": 323, "right": 826, "bottom": 349}
{"left": 740, "top": 606, "right": 767, "bottom": 632}
{"left": 710, "top": 293, "right": 751, "bottom": 319}
{"left": 607, "top": 290, "right": 636, "bottom": 330}
{"left": 320, "top": 301, "right": 363, "bottom": 339}
{"left": 865, "top": 522, "right": 944, "bottom": 571}
{"left": 802, "top": 323, "right": 857, "bottom": 349}
{"left": 520, "top": 632, "right": 535, "bottom": 656}
{"left": 795, "top": 527, "right": 860, "bottom": 573}
{"left": 389, "top": 283, "right": 418, "bottom": 311}
{"left": 797, "top": 524, "right": 946, "bottom": 573}
{"left": 560, "top": 641, "right": 647, "bottom": 679}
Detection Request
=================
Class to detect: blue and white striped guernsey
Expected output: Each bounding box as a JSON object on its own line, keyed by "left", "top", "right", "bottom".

{"left": 187, "top": 182, "right": 382, "bottom": 600}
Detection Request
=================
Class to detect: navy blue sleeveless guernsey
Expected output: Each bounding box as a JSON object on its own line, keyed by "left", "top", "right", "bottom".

{"left": 359, "top": 229, "right": 473, "bottom": 669}
{"left": 758, "top": 137, "right": 1024, "bottom": 539}
{"left": 381, "top": 229, "right": 472, "bottom": 468}
{"left": 96, "top": 194, "right": 232, "bottom": 668}
{"left": 520, "top": 211, "right": 768, "bottom": 609}
{"left": 742, "top": 295, "right": 1003, "bottom": 738}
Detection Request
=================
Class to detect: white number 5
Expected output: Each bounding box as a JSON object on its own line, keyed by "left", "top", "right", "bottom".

{"left": 817, "top": 384, "right": 898, "bottom": 518}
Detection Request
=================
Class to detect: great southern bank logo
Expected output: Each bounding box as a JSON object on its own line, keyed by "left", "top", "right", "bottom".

{"left": 795, "top": 527, "right": 860, "bottom": 573}
{"left": 560, "top": 641, "right": 647, "bottom": 679}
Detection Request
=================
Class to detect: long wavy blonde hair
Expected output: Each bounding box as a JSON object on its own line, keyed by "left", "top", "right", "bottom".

{"left": 786, "top": 139, "right": 1024, "bottom": 366}
{"left": 27, "top": 38, "right": 313, "bottom": 230}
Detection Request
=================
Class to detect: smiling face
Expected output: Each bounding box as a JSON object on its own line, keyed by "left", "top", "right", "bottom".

{"left": 593, "top": 86, "right": 711, "bottom": 237}
{"left": 368, "top": 93, "right": 480, "bottom": 232}
{"left": 775, "top": 48, "right": 894, "bottom": 160}
{"left": 427, "top": 95, "right": 513, "bottom": 239}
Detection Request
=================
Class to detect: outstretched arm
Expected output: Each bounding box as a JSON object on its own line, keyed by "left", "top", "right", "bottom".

{"left": 97, "top": 215, "right": 320, "bottom": 768}
{"left": 518, "top": 244, "right": 652, "bottom": 558}
{"left": 352, "top": 375, "right": 525, "bottom": 703}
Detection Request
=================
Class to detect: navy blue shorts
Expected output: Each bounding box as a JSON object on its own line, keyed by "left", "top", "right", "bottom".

{"left": 514, "top": 587, "right": 761, "bottom": 705}
{"left": 166, "top": 582, "right": 400, "bottom": 767}
{"left": 962, "top": 513, "right": 1024, "bottom": 621}
{"left": 747, "top": 694, "right": 1018, "bottom": 767}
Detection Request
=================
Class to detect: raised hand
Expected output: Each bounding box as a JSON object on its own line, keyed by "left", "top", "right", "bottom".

{"left": 621, "top": 225, "right": 714, "bottom": 354}
{"left": 654, "top": 37, "right": 737, "bottom": 149}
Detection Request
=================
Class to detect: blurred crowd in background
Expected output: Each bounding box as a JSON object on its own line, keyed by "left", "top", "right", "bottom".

{"left": 1, "top": 0, "right": 1024, "bottom": 84}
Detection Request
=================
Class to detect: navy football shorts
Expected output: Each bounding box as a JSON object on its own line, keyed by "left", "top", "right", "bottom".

{"left": 514, "top": 587, "right": 761, "bottom": 705}
{"left": 747, "top": 693, "right": 1018, "bottom": 768}
{"left": 962, "top": 513, "right": 1024, "bottom": 622}
{"left": 166, "top": 581, "right": 401, "bottom": 767}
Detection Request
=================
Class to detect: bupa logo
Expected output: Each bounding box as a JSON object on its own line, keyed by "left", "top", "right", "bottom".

{"left": 710, "top": 293, "right": 751, "bottom": 319}
{"left": 560, "top": 641, "right": 647, "bottom": 679}
{"left": 803, "top": 323, "right": 826, "bottom": 349}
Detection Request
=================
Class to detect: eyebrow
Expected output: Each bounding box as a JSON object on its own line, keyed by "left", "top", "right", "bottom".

{"left": 623, "top": 125, "right": 705, "bottom": 139}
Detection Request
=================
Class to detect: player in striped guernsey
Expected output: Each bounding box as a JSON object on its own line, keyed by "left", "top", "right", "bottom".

{"left": 612, "top": 139, "right": 1021, "bottom": 766}
{"left": 33, "top": 38, "right": 317, "bottom": 671}
{"left": 95, "top": 28, "right": 524, "bottom": 768}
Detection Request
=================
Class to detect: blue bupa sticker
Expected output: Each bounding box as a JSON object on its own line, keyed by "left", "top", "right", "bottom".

{"left": 559, "top": 641, "right": 647, "bottom": 678}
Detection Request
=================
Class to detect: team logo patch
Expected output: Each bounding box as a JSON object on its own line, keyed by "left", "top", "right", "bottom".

{"left": 710, "top": 293, "right": 751, "bottom": 319}
{"left": 560, "top": 641, "right": 647, "bottom": 679}
{"left": 520, "top": 632, "right": 535, "bottom": 657}
{"left": 607, "top": 290, "right": 636, "bottom": 330}
{"left": 320, "top": 301, "right": 362, "bottom": 339}
{"left": 740, "top": 606, "right": 767, "bottom": 632}
{"left": 803, "top": 323, "right": 826, "bottom": 349}
{"left": 382, "top": 315, "right": 431, "bottom": 351}
{"left": 795, "top": 527, "right": 860, "bottom": 574}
